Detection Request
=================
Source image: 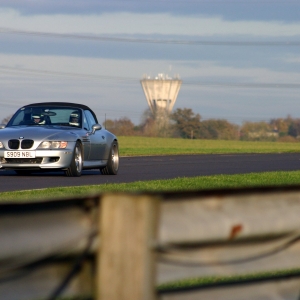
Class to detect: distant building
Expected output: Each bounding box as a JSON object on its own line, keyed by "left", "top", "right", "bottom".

{"left": 140, "top": 73, "right": 182, "bottom": 115}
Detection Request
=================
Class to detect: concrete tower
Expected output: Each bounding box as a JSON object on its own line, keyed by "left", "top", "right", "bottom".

{"left": 140, "top": 73, "right": 182, "bottom": 116}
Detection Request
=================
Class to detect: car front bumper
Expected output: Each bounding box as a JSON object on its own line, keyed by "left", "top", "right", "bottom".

{"left": 0, "top": 149, "right": 74, "bottom": 170}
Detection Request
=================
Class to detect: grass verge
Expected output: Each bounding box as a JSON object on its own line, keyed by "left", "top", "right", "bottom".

{"left": 157, "top": 269, "right": 300, "bottom": 292}
{"left": 2, "top": 170, "right": 300, "bottom": 202}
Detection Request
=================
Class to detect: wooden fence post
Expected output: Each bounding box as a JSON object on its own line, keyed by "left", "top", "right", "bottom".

{"left": 96, "top": 193, "right": 160, "bottom": 300}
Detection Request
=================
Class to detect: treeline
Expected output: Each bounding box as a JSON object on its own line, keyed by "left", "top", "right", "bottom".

{"left": 105, "top": 108, "right": 300, "bottom": 142}
{"left": 2, "top": 108, "right": 300, "bottom": 142}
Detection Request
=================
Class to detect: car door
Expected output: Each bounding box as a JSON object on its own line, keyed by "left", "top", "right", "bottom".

{"left": 84, "top": 110, "right": 106, "bottom": 160}
{"left": 82, "top": 112, "right": 91, "bottom": 161}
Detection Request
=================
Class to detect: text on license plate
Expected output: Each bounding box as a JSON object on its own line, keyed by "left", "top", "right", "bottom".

{"left": 4, "top": 151, "right": 36, "bottom": 158}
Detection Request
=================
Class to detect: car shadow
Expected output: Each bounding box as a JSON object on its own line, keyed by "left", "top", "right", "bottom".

{"left": 0, "top": 170, "right": 101, "bottom": 176}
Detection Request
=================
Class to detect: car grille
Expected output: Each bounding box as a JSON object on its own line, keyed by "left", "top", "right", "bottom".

{"left": 8, "top": 139, "right": 34, "bottom": 149}
{"left": 8, "top": 139, "right": 19, "bottom": 149}
{"left": 3, "top": 158, "right": 43, "bottom": 164}
{"left": 21, "top": 139, "right": 34, "bottom": 149}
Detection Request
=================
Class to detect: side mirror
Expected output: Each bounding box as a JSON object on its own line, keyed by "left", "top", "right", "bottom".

{"left": 91, "top": 124, "right": 102, "bottom": 134}
{"left": 0, "top": 124, "right": 6, "bottom": 129}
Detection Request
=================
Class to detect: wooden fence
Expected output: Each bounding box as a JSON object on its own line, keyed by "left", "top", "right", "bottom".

{"left": 1, "top": 186, "right": 300, "bottom": 299}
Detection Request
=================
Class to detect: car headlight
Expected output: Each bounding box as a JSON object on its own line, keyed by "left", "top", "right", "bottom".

{"left": 0, "top": 141, "right": 3, "bottom": 148}
{"left": 38, "top": 141, "right": 68, "bottom": 149}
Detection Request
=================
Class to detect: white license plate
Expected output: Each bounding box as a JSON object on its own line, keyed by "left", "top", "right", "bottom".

{"left": 4, "top": 151, "right": 36, "bottom": 158}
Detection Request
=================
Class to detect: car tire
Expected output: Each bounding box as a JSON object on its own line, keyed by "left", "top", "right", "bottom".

{"left": 100, "top": 141, "right": 119, "bottom": 175}
{"left": 65, "top": 141, "right": 83, "bottom": 177}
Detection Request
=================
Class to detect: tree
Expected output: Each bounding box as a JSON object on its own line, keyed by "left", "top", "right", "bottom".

{"left": 139, "top": 108, "right": 157, "bottom": 137}
{"left": 199, "top": 119, "right": 239, "bottom": 140}
{"left": 288, "top": 119, "right": 300, "bottom": 138}
{"left": 269, "top": 117, "right": 291, "bottom": 137}
{"left": 240, "top": 121, "right": 276, "bottom": 141}
{"left": 1, "top": 115, "right": 13, "bottom": 124}
{"left": 140, "top": 117, "right": 157, "bottom": 137}
{"left": 103, "top": 117, "right": 136, "bottom": 136}
{"left": 170, "top": 108, "right": 201, "bottom": 139}
{"left": 139, "top": 108, "right": 173, "bottom": 137}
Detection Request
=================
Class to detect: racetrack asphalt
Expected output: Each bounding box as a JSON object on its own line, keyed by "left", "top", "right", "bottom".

{"left": 1, "top": 153, "right": 300, "bottom": 192}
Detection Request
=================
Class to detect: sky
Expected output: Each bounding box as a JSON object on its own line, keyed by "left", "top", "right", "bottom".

{"left": 0, "top": 0, "right": 300, "bottom": 125}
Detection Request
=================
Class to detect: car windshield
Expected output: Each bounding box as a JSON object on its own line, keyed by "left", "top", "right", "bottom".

{"left": 7, "top": 106, "right": 83, "bottom": 128}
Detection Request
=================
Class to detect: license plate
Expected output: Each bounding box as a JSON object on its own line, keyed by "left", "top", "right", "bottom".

{"left": 4, "top": 151, "right": 36, "bottom": 158}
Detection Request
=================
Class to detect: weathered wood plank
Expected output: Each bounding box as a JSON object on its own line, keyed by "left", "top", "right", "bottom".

{"left": 0, "top": 260, "right": 93, "bottom": 300}
{"left": 157, "top": 190, "right": 300, "bottom": 283}
{"left": 159, "top": 190, "right": 300, "bottom": 243}
{"left": 157, "top": 240, "right": 300, "bottom": 283}
{"left": 0, "top": 207, "right": 94, "bottom": 262}
{"left": 0, "top": 197, "right": 99, "bottom": 299}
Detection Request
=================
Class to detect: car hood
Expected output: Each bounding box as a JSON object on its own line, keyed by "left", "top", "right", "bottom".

{"left": 0, "top": 126, "right": 81, "bottom": 141}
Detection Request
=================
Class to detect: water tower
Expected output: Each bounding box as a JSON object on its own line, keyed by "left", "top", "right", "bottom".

{"left": 140, "top": 73, "right": 182, "bottom": 116}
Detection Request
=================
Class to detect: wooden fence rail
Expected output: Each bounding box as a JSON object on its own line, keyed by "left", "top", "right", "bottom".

{"left": 1, "top": 186, "right": 300, "bottom": 299}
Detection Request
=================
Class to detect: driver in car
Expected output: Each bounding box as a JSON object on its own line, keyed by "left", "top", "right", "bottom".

{"left": 32, "top": 115, "right": 45, "bottom": 125}
{"left": 69, "top": 112, "right": 80, "bottom": 127}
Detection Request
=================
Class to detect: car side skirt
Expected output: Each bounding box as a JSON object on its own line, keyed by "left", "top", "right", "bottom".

{"left": 83, "top": 160, "right": 107, "bottom": 169}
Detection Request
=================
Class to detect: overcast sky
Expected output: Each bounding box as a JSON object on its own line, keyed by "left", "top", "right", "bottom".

{"left": 0, "top": 0, "right": 300, "bottom": 125}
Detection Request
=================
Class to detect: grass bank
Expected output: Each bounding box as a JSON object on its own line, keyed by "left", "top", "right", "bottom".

{"left": 2, "top": 170, "right": 300, "bottom": 202}
{"left": 118, "top": 136, "right": 300, "bottom": 156}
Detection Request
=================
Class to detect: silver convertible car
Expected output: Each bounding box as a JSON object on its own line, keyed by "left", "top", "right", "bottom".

{"left": 0, "top": 102, "right": 119, "bottom": 176}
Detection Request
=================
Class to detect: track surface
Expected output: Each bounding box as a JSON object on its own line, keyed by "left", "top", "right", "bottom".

{"left": 1, "top": 153, "right": 300, "bottom": 192}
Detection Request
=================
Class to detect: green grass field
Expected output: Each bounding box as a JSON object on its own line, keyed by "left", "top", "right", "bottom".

{"left": 118, "top": 136, "right": 300, "bottom": 156}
